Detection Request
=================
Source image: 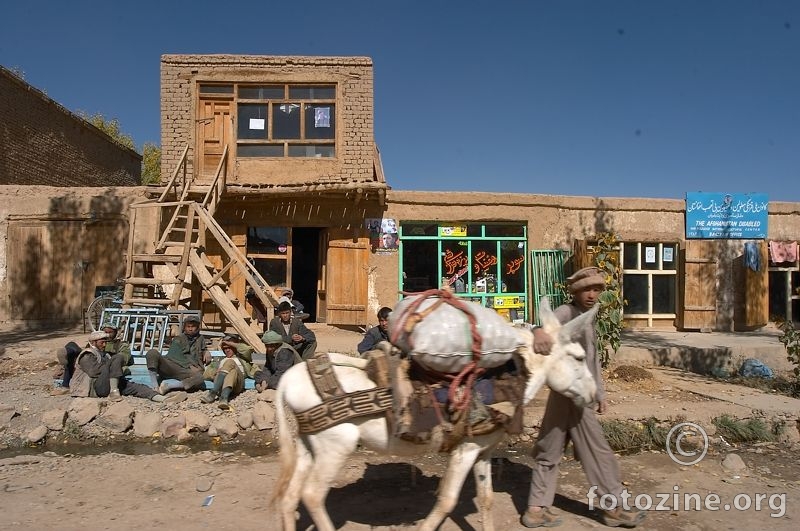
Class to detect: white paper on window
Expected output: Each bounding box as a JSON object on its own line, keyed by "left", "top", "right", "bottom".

{"left": 279, "top": 104, "right": 298, "bottom": 114}
{"left": 249, "top": 118, "right": 265, "bottom": 130}
{"left": 314, "top": 107, "right": 330, "bottom": 128}
{"left": 663, "top": 248, "right": 674, "bottom": 262}
{"left": 645, "top": 246, "right": 656, "bottom": 263}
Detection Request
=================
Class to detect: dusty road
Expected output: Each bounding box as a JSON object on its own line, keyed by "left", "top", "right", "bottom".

{"left": 0, "top": 323, "right": 799, "bottom": 530}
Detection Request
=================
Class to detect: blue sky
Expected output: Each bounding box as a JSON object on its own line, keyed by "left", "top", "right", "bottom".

{"left": 2, "top": 1, "right": 798, "bottom": 201}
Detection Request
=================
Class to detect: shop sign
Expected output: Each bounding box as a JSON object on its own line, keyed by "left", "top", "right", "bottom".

{"left": 685, "top": 192, "right": 768, "bottom": 239}
{"left": 439, "top": 225, "right": 467, "bottom": 237}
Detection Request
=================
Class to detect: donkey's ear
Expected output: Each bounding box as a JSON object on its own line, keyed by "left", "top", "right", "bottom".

{"left": 558, "top": 303, "right": 599, "bottom": 343}
{"left": 538, "top": 297, "right": 560, "bottom": 330}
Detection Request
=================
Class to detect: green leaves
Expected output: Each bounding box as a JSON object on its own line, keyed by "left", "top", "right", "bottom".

{"left": 593, "top": 232, "right": 624, "bottom": 368}
{"left": 777, "top": 318, "right": 800, "bottom": 379}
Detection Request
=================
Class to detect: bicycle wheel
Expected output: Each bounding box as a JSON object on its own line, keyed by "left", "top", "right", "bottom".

{"left": 86, "top": 295, "right": 120, "bottom": 331}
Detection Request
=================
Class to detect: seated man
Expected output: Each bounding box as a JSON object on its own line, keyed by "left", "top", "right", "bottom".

{"left": 268, "top": 301, "right": 317, "bottom": 360}
{"left": 254, "top": 330, "right": 302, "bottom": 392}
{"left": 146, "top": 314, "right": 210, "bottom": 395}
{"left": 357, "top": 306, "right": 392, "bottom": 355}
{"left": 277, "top": 288, "right": 309, "bottom": 320}
{"left": 201, "top": 335, "right": 255, "bottom": 410}
{"left": 70, "top": 331, "right": 164, "bottom": 402}
{"left": 52, "top": 321, "right": 133, "bottom": 395}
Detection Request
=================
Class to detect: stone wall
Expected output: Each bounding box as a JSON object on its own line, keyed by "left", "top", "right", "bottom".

{"left": 0, "top": 67, "right": 141, "bottom": 187}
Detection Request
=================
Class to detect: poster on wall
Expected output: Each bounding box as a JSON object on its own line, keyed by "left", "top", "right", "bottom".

{"left": 685, "top": 192, "right": 768, "bottom": 239}
{"left": 365, "top": 218, "right": 399, "bottom": 253}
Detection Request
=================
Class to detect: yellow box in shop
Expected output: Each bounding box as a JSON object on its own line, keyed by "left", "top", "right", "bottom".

{"left": 492, "top": 295, "right": 524, "bottom": 309}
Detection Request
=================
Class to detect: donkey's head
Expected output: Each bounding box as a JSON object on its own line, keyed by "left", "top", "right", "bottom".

{"left": 516, "top": 297, "right": 598, "bottom": 408}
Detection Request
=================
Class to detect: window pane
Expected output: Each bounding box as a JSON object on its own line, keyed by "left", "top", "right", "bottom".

{"left": 662, "top": 244, "right": 677, "bottom": 270}
{"left": 641, "top": 244, "right": 659, "bottom": 270}
{"left": 273, "top": 103, "right": 301, "bottom": 139}
{"left": 237, "top": 144, "right": 283, "bottom": 157}
{"left": 252, "top": 258, "right": 287, "bottom": 288}
{"left": 402, "top": 240, "right": 438, "bottom": 292}
{"left": 652, "top": 275, "right": 676, "bottom": 313}
{"left": 247, "top": 227, "right": 289, "bottom": 254}
{"left": 401, "top": 223, "right": 438, "bottom": 237}
{"left": 467, "top": 224, "right": 483, "bottom": 237}
{"left": 238, "top": 85, "right": 284, "bottom": 99}
{"left": 485, "top": 224, "right": 525, "bottom": 237}
{"left": 441, "top": 240, "right": 469, "bottom": 292}
{"left": 472, "top": 241, "right": 499, "bottom": 293}
{"left": 199, "top": 84, "right": 233, "bottom": 94}
{"left": 304, "top": 104, "right": 335, "bottom": 139}
{"left": 289, "top": 85, "right": 335, "bottom": 99}
{"left": 288, "top": 144, "right": 335, "bottom": 158}
{"left": 623, "top": 243, "right": 639, "bottom": 269}
{"left": 500, "top": 241, "right": 526, "bottom": 293}
{"left": 623, "top": 274, "right": 648, "bottom": 313}
{"left": 237, "top": 104, "right": 268, "bottom": 139}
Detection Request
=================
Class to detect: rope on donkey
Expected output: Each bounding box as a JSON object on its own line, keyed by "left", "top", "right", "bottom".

{"left": 391, "top": 288, "right": 486, "bottom": 413}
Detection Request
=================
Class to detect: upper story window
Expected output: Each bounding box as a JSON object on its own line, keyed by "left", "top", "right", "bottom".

{"left": 234, "top": 84, "right": 336, "bottom": 158}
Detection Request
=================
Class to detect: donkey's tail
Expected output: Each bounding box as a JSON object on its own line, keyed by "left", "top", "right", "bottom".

{"left": 270, "top": 375, "right": 298, "bottom": 510}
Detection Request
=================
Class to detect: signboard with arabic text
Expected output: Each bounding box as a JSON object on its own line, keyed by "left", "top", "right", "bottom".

{"left": 685, "top": 193, "right": 768, "bottom": 239}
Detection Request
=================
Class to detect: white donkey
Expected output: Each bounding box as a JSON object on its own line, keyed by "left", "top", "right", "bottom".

{"left": 272, "top": 298, "right": 598, "bottom": 531}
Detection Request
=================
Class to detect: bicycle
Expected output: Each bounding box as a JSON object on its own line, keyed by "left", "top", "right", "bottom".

{"left": 86, "top": 283, "right": 124, "bottom": 332}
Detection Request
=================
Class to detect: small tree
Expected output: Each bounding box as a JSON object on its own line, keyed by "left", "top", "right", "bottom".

{"left": 593, "top": 232, "right": 624, "bottom": 367}
{"left": 141, "top": 142, "right": 161, "bottom": 184}
{"left": 777, "top": 318, "right": 800, "bottom": 379}
{"left": 79, "top": 112, "right": 135, "bottom": 150}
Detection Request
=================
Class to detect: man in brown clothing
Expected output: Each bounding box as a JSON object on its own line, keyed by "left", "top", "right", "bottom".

{"left": 522, "top": 267, "right": 644, "bottom": 528}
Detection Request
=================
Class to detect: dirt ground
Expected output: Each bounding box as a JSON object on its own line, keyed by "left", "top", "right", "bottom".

{"left": 1, "top": 323, "right": 799, "bottom": 530}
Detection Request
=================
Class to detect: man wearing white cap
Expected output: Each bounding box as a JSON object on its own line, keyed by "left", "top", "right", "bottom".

{"left": 521, "top": 267, "right": 644, "bottom": 528}
{"left": 70, "top": 331, "right": 164, "bottom": 402}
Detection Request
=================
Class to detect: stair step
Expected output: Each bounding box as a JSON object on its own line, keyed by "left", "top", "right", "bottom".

{"left": 132, "top": 254, "right": 183, "bottom": 263}
{"left": 161, "top": 241, "right": 200, "bottom": 248}
{"left": 124, "top": 297, "right": 173, "bottom": 306}
{"left": 125, "top": 277, "right": 183, "bottom": 286}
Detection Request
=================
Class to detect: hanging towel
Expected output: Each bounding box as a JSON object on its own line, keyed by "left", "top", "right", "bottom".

{"left": 744, "top": 242, "right": 760, "bottom": 272}
{"left": 769, "top": 241, "right": 799, "bottom": 263}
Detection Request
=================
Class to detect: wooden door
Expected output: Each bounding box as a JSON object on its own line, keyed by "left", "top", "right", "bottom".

{"left": 680, "top": 240, "right": 718, "bottom": 330}
{"left": 323, "top": 228, "right": 369, "bottom": 326}
{"left": 743, "top": 241, "right": 768, "bottom": 327}
{"left": 196, "top": 98, "right": 232, "bottom": 181}
{"left": 7, "top": 221, "right": 86, "bottom": 321}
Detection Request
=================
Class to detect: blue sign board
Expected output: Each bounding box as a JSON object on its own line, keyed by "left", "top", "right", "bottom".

{"left": 686, "top": 193, "right": 768, "bottom": 239}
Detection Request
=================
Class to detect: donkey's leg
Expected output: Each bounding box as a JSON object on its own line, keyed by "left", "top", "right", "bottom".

{"left": 280, "top": 438, "right": 314, "bottom": 531}
{"left": 472, "top": 451, "right": 496, "bottom": 531}
{"left": 301, "top": 427, "right": 360, "bottom": 531}
{"left": 418, "top": 442, "right": 483, "bottom": 531}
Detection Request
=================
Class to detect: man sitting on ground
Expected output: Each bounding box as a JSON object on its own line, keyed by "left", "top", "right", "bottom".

{"left": 201, "top": 335, "right": 255, "bottom": 410}
{"left": 70, "top": 331, "right": 165, "bottom": 402}
{"left": 357, "top": 306, "right": 392, "bottom": 355}
{"left": 268, "top": 301, "right": 317, "bottom": 360}
{"left": 254, "top": 330, "right": 302, "bottom": 392}
{"left": 52, "top": 321, "right": 133, "bottom": 395}
{"left": 146, "top": 314, "right": 210, "bottom": 395}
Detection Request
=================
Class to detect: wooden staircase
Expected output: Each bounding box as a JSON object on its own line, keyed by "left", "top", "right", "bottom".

{"left": 123, "top": 145, "right": 278, "bottom": 353}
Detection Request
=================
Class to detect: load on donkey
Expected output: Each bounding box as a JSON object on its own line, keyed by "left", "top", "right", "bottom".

{"left": 272, "top": 290, "right": 599, "bottom": 531}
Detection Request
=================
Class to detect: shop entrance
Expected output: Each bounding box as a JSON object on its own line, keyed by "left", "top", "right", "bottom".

{"left": 291, "top": 227, "right": 322, "bottom": 321}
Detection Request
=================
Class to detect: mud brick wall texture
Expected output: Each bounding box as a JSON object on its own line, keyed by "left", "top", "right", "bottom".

{"left": 161, "top": 55, "right": 375, "bottom": 184}
{"left": 0, "top": 67, "right": 141, "bottom": 187}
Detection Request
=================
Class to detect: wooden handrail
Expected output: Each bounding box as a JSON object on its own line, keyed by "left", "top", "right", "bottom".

{"left": 192, "top": 204, "right": 279, "bottom": 311}
{"left": 202, "top": 144, "right": 228, "bottom": 215}
{"left": 158, "top": 145, "right": 190, "bottom": 203}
